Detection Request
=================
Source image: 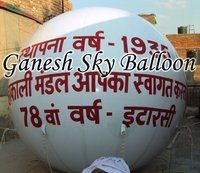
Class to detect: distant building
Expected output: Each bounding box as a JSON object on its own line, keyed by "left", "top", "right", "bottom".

{"left": 167, "top": 29, "right": 200, "bottom": 84}
{"left": 140, "top": 15, "right": 200, "bottom": 83}
{"left": 139, "top": 13, "right": 157, "bottom": 25}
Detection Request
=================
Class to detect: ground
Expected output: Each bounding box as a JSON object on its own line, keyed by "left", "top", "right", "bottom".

{"left": 0, "top": 96, "right": 200, "bottom": 173}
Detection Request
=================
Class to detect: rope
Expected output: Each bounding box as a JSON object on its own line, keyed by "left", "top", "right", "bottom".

{"left": 168, "top": 120, "right": 200, "bottom": 171}
{"left": 119, "top": 124, "right": 127, "bottom": 159}
{"left": 42, "top": 131, "right": 53, "bottom": 173}
{"left": 0, "top": 126, "right": 54, "bottom": 172}
{"left": 119, "top": 136, "right": 126, "bottom": 158}
{"left": 0, "top": 127, "right": 16, "bottom": 149}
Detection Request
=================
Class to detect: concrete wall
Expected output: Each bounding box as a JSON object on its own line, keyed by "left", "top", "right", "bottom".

{"left": 0, "top": 9, "right": 40, "bottom": 80}
{"left": 0, "top": 0, "right": 72, "bottom": 88}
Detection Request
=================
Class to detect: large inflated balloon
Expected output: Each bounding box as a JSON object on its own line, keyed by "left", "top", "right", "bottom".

{"left": 9, "top": 7, "right": 186, "bottom": 173}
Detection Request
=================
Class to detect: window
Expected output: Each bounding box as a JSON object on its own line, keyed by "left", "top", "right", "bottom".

{"left": 187, "top": 50, "right": 200, "bottom": 65}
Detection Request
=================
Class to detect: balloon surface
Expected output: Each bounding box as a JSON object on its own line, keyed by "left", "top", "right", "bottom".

{"left": 9, "top": 7, "right": 186, "bottom": 173}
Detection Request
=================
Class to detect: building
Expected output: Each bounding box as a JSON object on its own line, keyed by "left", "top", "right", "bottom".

{"left": 1, "top": 0, "right": 72, "bottom": 22}
{"left": 167, "top": 29, "right": 200, "bottom": 83}
{"left": 0, "top": 0, "right": 72, "bottom": 95}
{"left": 139, "top": 13, "right": 157, "bottom": 25}
{"left": 167, "top": 33, "right": 200, "bottom": 60}
{"left": 0, "top": 1, "right": 72, "bottom": 69}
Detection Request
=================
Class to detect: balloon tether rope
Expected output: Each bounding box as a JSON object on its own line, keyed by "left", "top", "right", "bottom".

{"left": 42, "top": 132, "right": 53, "bottom": 173}
{"left": 0, "top": 127, "right": 16, "bottom": 149}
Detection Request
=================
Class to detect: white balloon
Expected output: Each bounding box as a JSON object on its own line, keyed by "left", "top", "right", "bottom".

{"left": 9, "top": 7, "right": 186, "bottom": 173}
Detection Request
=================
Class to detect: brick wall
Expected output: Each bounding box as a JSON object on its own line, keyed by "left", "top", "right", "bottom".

{"left": 3, "top": 0, "right": 72, "bottom": 22}
{"left": 167, "top": 34, "right": 200, "bottom": 83}
{"left": 166, "top": 34, "right": 200, "bottom": 59}
{"left": 139, "top": 14, "right": 156, "bottom": 25}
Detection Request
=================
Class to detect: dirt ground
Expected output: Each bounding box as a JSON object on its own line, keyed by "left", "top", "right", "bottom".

{"left": 0, "top": 96, "right": 200, "bottom": 173}
{"left": 0, "top": 138, "right": 167, "bottom": 173}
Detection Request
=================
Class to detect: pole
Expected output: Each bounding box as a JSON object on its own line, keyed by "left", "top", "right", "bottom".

{"left": 61, "top": 0, "right": 64, "bottom": 13}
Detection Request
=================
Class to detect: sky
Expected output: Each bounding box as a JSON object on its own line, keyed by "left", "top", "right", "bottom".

{"left": 70, "top": 0, "right": 200, "bottom": 35}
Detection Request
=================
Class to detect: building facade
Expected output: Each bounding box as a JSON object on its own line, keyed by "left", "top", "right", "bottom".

{"left": 1, "top": 0, "right": 72, "bottom": 22}
{"left": 0, "top": 0, "right": 72, "bottom": 95}
{"left": 167, "top": 34, "right": 200, "bottom": 60}
{"left": 167, "top": 33, "right": 200, "bottom": 83}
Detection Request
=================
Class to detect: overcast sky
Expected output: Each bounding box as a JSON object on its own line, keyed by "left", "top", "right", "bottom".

{"left": 70, "top": 0, "right": 200, "bottom": 35}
